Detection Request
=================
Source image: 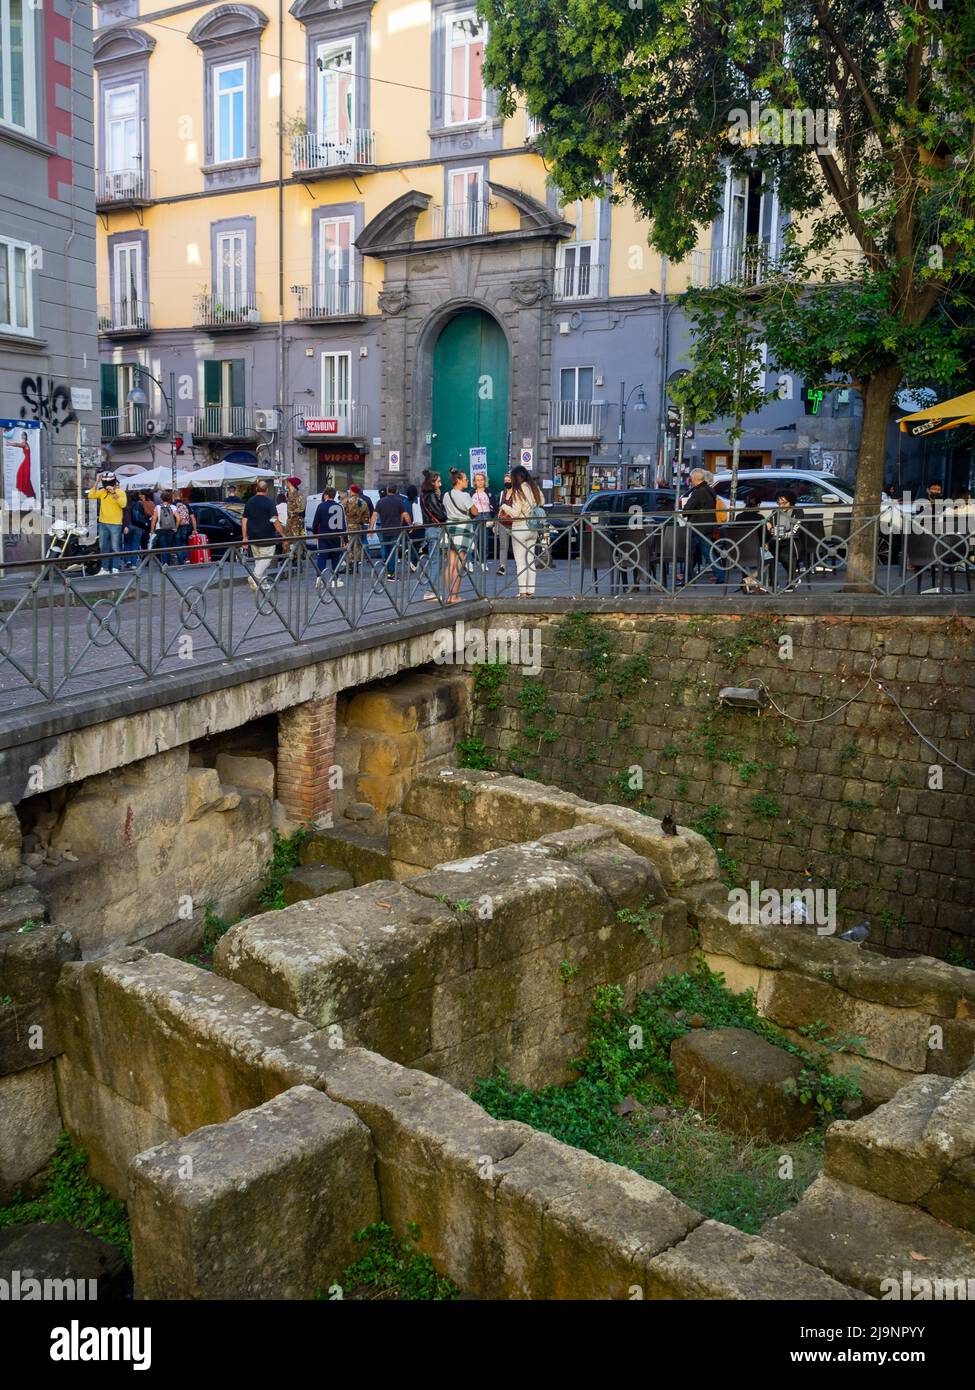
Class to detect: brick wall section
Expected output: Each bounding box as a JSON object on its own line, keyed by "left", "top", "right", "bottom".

{"left": 472, "top": 613, "right": 975, "bottom": 959}
{"left": 277, "top": 697, "right": 337, "bottom": 826}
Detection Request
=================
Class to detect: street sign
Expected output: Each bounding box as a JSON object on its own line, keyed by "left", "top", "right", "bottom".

{"left": 302, "top": 418, "right": 339, "bottom": 434}
{"left": 469, "top": 446, "right": 487, "bottom": 476}
{"left": 520, "top": 447, "right": 534, "bottom": 467}
{"left": 388, "top": 449, "right": 401, "bottom": 472}
{"left": 70, "top": 388, "right": 93, "bottom": 412}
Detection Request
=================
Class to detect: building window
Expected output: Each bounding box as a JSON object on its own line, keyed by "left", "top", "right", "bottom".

{"left": 0, "top": 0, "right": 36, "bottom": 135}
{"left": 0, "top": 235, "right": 31, "bottom": 335}
{"left": 111, "top": 239, "right": 146, "bottom": 327}
{"left": 445, "top": 11, "right": 485, "bottom": 126}
{"left": 556, "top": 242, "right": 596, "bottom": 299}
{"left": 317, "top": 216, "right": 354, "bottom": 314}
{"left": 100, "top": 362, "right": 142, "bottom": 438}
{"left": 321, "top": 350, "right": 351, "bottom": 416}
{"left": 213, "top": 60, "right": 247, "bottom": 164}
{"left": 215, "top": 228, "right": 247, "bottom": 310}
{"left": 556, "top": 366, "right": 595, "bottom": 434}
{"left": 105, "top": 83, "right": 141, "bottom": 173}
{"left": 445, "top": 167, "right": 486, "bottom": 236}
{"left": 317, "top": 38, "right": 354, "bottom": 149}
{"left": 201, "top": 358, "right": 247, "bottom": 435}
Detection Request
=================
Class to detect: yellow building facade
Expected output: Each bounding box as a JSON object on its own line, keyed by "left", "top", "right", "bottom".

{"left": 94, "top": 0, "right": 816, "bottom": 495}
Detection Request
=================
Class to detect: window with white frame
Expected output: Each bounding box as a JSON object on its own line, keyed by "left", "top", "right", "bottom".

{"left": 0, "top": 0, "right": 36, "bottom": 135}
{"left": 317, "top": 39, "right": 354, "bottom": 150}
{"left": 0, "top": 235, "right": 31, "bottom": 335}
{"left": 317, "top": 216, "right": 354, "bottom": 315}
{"left": 446, "top": 167, "right": 484, "bottom": 236}
{"left": 556, "top": 241, "right": 595, "bottom": 298}
{"left": 321, "top": 350, "right": 351, "bottom": 418}
{"left": 216, "top": 228, "right": 247, "bottom": 309}
{"left": 213, "top": 60, "right": 247, "bottom": 163}
{"left": 112, "top": 240, "right": 144, "bottom": 326}
{"left": 445, "top": 11, "right": 485, "bottom": 125}
{"left": 558, "top": 365, "right": 594, "bottom": 432}
{"left": 105, "top": 84, "right": 141, "bottom": 172}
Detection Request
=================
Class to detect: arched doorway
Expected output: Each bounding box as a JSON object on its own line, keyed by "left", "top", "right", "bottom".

{"left": 431, "top": 309, "right": 509, "bottom": 490}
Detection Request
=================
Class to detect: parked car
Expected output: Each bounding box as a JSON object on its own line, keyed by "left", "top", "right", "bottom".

{"left": 189, "top": 503, "right": 243, "bottom": 553}
{"left": 709, "top": 468, "right": 902, "bottom": 533}
{"left": 543, "top": 502, "right": 582, "bottom": 558}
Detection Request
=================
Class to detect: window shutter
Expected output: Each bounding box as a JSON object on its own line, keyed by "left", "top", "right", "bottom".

{"left": 203, "top": 360, "right": 221, "bottom": 407}
{"left": 230, "top": 358, "right": 246, "bottom": 407}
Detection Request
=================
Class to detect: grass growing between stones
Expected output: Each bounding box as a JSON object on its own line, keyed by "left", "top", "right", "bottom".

{"left": 320, "top": 1222, "right": 460, "bottom": 1301}
{"left": 0, "top": 1134, "right": 131, "bottom": 1263}
{"left": 472, "top": 966, "right": 861, "bottom": 1234}
{"left": 258, "top": 828, "right": 312, "bottom": 910}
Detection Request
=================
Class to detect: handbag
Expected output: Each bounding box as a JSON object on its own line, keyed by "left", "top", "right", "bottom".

{"left": 526, "top": 504, "right": 548, "bottom": 533}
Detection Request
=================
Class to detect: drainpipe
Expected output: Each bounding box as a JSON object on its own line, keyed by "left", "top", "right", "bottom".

{"left": 277, "top": 1, "right": 286, "bottom": 472}
{"left": 61, "top": 0, "right": 85, "bottom": 503}
{"left": 656, "top": 255, "right": 668, "bottom": 482}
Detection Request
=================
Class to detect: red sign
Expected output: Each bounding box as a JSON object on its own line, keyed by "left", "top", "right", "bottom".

{"left": 302, "top": 418, "right": 339, "bottom": 434}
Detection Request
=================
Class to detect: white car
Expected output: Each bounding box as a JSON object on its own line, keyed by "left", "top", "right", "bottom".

{"left": 709, "top": 468, "right": 904, "bottom": 535}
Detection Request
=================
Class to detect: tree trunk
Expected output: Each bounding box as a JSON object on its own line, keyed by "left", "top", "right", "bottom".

{"left": 845, "top": 363, "right": 903, "bottom": 590}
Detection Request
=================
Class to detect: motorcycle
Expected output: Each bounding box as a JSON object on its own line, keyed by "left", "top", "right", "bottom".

{"left": 44, "top": 518, "right": 102, "bottom": 575}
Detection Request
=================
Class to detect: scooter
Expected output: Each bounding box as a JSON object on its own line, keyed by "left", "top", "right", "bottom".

{"left": 44, "top": 518, "right": 102, "bottom": 575}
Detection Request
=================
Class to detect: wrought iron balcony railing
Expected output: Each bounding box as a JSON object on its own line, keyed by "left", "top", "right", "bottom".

{"left": 98, "top": 301, "right": 152, "bottom": 335}
{"left": 294, "top": 403, "right": 368, "bottom": 438}
{"left": 95, "top": 168, "right": 154, "bottom": 206}
{"left": 292, "top": 282, "right": 365, "bottom": 321}
{"left": 548, "top": 400, "right": 608, "bottom": 438}
{"left": 101, "top": 407, "right": 148, "bottom": 440}
{"left": 190, "top": 406, "right": 258, "bottom": 439}
{"left": 553, "top": 261, "right": 602, "bottom": 300}
{"left": 291, "top": 130, "right": 376, "bottom": 175}
{"left": 430, "top": 200, "right": 491, "bottom": 239}
{"left": 690, "top": 238, "right": 784, "bottom": 288}
{"left": 193, "top": 293, "right": 261, "bottom": 330}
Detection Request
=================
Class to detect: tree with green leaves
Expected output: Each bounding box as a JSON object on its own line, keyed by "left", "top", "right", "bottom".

{"left": 481, "top": 0, "right": 975, "bottom": 582}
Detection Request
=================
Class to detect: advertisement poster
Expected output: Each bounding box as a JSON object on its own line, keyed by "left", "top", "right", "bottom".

{"left": 469, "top": 445, "right": 487, "bottom": 481}
{"left": 2, "top": 419, "right": 42, "bottom": 509}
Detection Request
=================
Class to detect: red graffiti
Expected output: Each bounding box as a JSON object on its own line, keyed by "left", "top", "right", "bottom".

{"left": 123, "top": 805, "right": 134, "bottom": 845}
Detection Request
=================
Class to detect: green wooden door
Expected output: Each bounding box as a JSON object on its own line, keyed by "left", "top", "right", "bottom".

{"left": 431, "top": 310, "right": 509, "bottom": 490}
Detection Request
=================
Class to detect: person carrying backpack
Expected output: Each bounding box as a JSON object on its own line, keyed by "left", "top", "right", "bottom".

{"left": 150, "top": 490, "right": 180, "bottom": 565}
{"left": 681, "top": 468, "right": 726, "bottom": 584}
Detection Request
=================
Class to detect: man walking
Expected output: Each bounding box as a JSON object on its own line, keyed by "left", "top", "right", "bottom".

{"left": 311, "top": 487, "right": 347, "bottom": 590}
{"left": 370, "top": 485, "right": 412, "bottom": 576}
{"left": 343, "top": 484, "right": 371, "bottom": 568}
{"left": 87, "top": 471, "right": 127, "bottom": 574}
{"left": 680, "top": 467, "right": 726, "bottom": 584}
{"left": 242, "top": 479, "right": 285, "bottom": 593}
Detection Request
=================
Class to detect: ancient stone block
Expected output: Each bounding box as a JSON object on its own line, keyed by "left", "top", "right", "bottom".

{"left": 281, "top": 864, "right": 354, "bottom": 905}
{"left": 644, "top": 1219, "right": 869, "bottom": 1300}
{"left": 0, "top": 1062, "right": 61, "bottom": 1199}
{"left": 762, "top": 1174, "right": 975, "bottom": 1298}
{"left": 0, "top": 803, "right": 21, "bottom": 892}
{"left": 0, "top": 884, "right": 47, "bottom": 934}
{"left": 214, "top": 752, "right": 275, "bottom": 800}
{"left": 185, "top": 767, "right": 226, "bottom": 821}
{"left": 298, "top": 824, "right": 392, "bottom": 885}
{"left": 129, "top": 1085, "right": 379, "bottom": 1300}
{"left": 0, "top": 1222, "right": 128, "bottom": 1301}
{"left": 0, "top": 924, "right": 78, "bottom": 1002}
{"left": 671, "top": 1027, "right": 815, "bottom": 1142}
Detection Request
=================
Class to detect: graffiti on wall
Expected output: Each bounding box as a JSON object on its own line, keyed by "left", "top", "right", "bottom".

{"left": 19, "top": 377, "right": 77, "bottom": 435}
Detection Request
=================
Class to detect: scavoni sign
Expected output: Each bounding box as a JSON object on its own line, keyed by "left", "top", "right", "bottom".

{"left": 302, "top": 418, "right": 339, "bottom": 434}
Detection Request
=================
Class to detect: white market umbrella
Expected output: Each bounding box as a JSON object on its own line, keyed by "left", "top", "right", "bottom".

{"left": 188, "top": 460, "right": 276, "bottom": 485}
{"left": 119, "top": 465, "right": 193, "bottom": 489}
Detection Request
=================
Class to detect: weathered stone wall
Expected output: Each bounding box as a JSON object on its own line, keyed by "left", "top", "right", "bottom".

{"left": 14, "top": 746, "right": 275, "bottom": 957}
{"left": 215, "top": 822, "right": 692, "bottom": 1091}
{"left": 468, "top": 611, "right": 975, "bottom": 958}
{"left": 388, "top": 771, "right": 975, "bottom": 1103}
{"left": 332, "top": 670, "right": 471, "bottom": 826}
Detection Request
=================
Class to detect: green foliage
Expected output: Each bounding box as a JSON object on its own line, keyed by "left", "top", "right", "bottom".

{"left": 559, "top": 959, "right": 579, "bottom": 983}
{"left": 456, "top": 736, "right": 495, "bottom": 770}
{"left": 616, "top": 899, "right": 662, "bottom": 942}
{"left": 946, "top": 943, "right": 975, "bottom": 971}
{"left": 747, "top": 793, "right": 782, "bottom": 821}
{"left": 0, "top": 1134, "right": 131, "bottom": 1263}
{"left": 327, "top": 1222, "right": 459, "bottom": 1301}
{"left": 258, "top": 829, "right": 311, "bottom": 910}
{"left": 472, "top": 662, "right": 508, "bottom": 710}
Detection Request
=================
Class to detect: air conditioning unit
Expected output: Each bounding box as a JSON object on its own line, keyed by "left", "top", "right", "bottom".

{"left": 144, "top": 416, "right": 167, "bottom": 436}
{"left": 256, "top": 408, "right": 279, "bottom": 432}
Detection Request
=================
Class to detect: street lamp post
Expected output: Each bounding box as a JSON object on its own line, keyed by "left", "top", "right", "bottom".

{"left": 617, "top": 381, "right": 648, "bottom": 486}
{"left": 126, "top": 367, "right": 178, "bottom": 491}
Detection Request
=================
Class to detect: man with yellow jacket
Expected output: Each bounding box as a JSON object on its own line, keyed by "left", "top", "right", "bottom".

{"left": 87, "top": 471, "right": 127, "bottom": 575}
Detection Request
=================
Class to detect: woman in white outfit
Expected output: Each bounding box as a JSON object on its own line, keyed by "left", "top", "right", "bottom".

{"left": 499, "top": 465, "right": 543, "bottom": 597}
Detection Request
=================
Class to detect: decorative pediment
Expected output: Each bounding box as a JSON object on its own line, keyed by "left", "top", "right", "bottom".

{"left": 188, "top": 5, "right": 269, "bottom": 48}
{"left": 357, "top": 191, "right": 433, "bottom": 256}
{"left": 93, "top": 26, "right": 156, "bottom": 66}
{"left": 289, "top": 0, "right": 374, "bottom": 21}
{"left": 488, "top": 181, "right": 573, "bottom": 236}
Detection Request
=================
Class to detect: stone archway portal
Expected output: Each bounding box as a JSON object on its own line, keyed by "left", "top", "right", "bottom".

{"left": 431, "top": 310, "right": 509, "bottom": 491}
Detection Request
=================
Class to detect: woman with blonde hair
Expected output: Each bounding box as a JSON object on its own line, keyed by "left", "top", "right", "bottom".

{"left": 499, "top": 465, "right": 544, "bottom": 597}
{"left": 443, "top": 467, "right": 476, "bottom": 603}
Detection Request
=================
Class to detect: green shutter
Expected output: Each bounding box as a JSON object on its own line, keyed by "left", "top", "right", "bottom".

{"left": 100, "top": 363, "right": 118, "bottom": 411}
{"left": 230, "top": 358, "right": 246, "bottom": 408}
{"left": 203, "top": 360, "right": 222, "bottom": 408}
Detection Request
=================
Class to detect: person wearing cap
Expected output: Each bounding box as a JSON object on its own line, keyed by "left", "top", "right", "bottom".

{"left": 87, "top": 470, "right": 127, "bottom": 575}
{"left": 284, "top": 475, "right": 306, "bottom": 562}
{"left": 343, "top": 484, "right": 370, "bottom": 568}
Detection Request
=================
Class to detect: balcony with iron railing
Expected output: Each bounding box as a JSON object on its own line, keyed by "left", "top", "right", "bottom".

{"left": 190, "top": 406, "right": 258, "bottom": 439}
{"left": 294, "top": 403, "right": 369, "bottom": 439}
{"left": 101, "top": 406, "right": 148, "bottom": 441}
{"left": 690, "top": 238, "right": 784, "bottom": 288}
{"left": 98, "top": 300, "right": 152, "bottom": 338}
{"left": 291, "top": 130, "right": 376, "bottom": 178}
{"left": 430, "top": 200, "right": 492, "bottom": 240}
{"left": 553, "top": 261, "right": 603, "bottom": 300}
{"left": 95, "top": 168, "right": 154, "bottom": 208}
{"left": 193, "top": 292, "right": 262, "bottom": 332}
{"left": 292, "top": 281, "right": 366, "bottom": 322}
{"left": 526, "top": 113, "right": 546, "bottom": 142}
{"left": 548, "top": 399, "right": 608, "bottom": 439}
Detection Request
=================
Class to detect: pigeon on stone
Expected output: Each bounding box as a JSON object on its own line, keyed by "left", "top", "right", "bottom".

{"left": 837, "top": 921, "right": 871, "bottom": 944}
{"left": 661, "top": 812, "right": 677, "bottom": 837}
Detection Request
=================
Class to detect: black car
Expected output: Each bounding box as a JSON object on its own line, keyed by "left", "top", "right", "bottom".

{"left": 189, "top": 503, "right": 243, "bottom": 554}
{"left": 581, "top": 488, "right": 677, "bottom": 521}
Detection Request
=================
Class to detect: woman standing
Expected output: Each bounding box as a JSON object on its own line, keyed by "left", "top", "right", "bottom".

{"left": 500, "top": 465, "right": 544, "bottom": 598}
{"left": 443, "top": 469, "right": 475, "bottom": 603}
{"left": 470, "top": 473, "right": 494, "bottom": 571}
{"left": 419, "top": 470, "right": 447, "bottom": 600}
{"left": 495, "top": 472, "right": 513, "bottom": 576}
{"left": 766, "top": 490, "right": 801, "bottom": 589}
